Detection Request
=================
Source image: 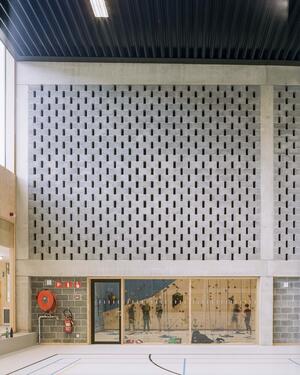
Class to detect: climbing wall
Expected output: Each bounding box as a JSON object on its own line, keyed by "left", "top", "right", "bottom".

{"left": 102, "top": 279, "right": 189, "bottom": 331}
{"left": 191, "top": 278, "right": 257, "bottom": 331}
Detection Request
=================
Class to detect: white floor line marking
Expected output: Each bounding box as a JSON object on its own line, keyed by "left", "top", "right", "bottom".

{"left": 51, "top": 358, "right": 81, "bottom": 375}
{"left": 26, "top": 358, "right": 64, "bottom": 375}
{"left": 289, "top": 359, "right": 300, "bottom": 367}
{"left": 6, "top": 352, "right": 300, "bottom": 375}
{"left": 5, "top": 355, "right": 58, "bottom": 375}
{"left": 54, "top": 352, "right": 300, "bottom": 358}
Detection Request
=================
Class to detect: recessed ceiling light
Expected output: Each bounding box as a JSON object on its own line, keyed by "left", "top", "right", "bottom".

{"left": 90, "top": 0, "right": 108, "bottom": 18}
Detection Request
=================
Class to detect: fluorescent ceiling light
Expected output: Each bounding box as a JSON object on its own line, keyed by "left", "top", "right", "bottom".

{"left": 90, "top": 0, "right": 108, "bottom": 18}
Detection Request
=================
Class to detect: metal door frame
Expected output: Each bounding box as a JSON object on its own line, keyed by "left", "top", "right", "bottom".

{"left": 91, "top": 279, "right": 121, "bottom": 344}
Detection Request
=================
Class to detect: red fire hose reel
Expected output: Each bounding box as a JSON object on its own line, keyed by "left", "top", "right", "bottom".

{"left": 36, "top": 290, "right": 57, "bottom": 313}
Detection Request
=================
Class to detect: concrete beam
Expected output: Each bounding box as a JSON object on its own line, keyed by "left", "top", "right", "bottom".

{"left": 15, "top": 259, "right": 300, "bottom": 278}
{"left": 16, "top": 62, "right": 300, "bottom": 86}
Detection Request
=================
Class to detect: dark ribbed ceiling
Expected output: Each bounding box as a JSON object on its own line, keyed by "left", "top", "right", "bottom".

{"left": 0, "top": 0, "right": 299, "bottom": 64}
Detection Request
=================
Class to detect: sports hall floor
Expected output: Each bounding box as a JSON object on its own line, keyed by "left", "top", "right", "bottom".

{"left": 0, "top": 345, "right": 299, "bottom": 374}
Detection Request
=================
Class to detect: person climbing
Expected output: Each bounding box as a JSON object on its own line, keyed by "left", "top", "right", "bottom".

{"left": 128, "top": 303, "right": 136, "bottom": 331}
{"left": 244, "top": 304, "right": 252, "bottom": 334}
{"left": 155, "top": 298, "right": 163, "bottom": 331}
{"left": 141, "top": 301, "right": 151, "bottom": 331}
{"left": 231, "top": 303, "right": 241, "bottom": 332}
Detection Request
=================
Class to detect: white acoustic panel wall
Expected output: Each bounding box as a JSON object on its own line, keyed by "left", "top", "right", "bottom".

{"left": 274, "top": 86, "right": 300, "bottom": 260}
{"left": 28, "top": 85, "right": 261, "bottom": 261}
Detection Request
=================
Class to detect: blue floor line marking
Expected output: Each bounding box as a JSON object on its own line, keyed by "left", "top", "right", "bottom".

{"left": 182, "top": 358, "right": 187, "bottom": 375}
{"left": 51, "top": 358, "right": 81, "bottom": 375}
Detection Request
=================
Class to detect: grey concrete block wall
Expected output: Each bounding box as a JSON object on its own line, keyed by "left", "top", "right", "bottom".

{"left": 273, "top": 278, "right": 300, "bottom": 344}
{"left": 274, "top": 86, "right": 300, "bottom": 260}
{"left": 28, "top": 84, "right": 261, "bottom": 261}
{"left": 31, "top": 277, "right": 87, "bottom": 343}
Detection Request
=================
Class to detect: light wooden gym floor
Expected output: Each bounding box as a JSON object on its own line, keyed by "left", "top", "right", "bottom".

{"left": 0, "top": 344, "right": 299, "bottom": 374}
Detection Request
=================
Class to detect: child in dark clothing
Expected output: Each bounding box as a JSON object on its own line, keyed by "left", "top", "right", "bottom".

{"left": 231, "top": 304, "right": 241, "bottom": 331}
{"left": 244, "top": 304, "right": 252, "bottom": 334}
{"left": 141, "top": 302, "right": 151, "bottom": 331}
{"left": 128, "top": 303, "right": 136, "bottom": 331}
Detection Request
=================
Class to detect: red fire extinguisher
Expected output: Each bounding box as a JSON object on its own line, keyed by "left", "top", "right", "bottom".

{"left": 63, "top": 308, "right": 74, "bottom": 334}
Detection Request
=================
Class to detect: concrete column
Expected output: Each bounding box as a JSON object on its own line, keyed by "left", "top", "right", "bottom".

{"left": 260, "top": 85, "right": 274, "bottom": 260}
{"left": 259, "top": 276, "right": 273, "bottom": 345}
{"left": 259, "top": 86, "right": 274, "bottom": 345}
{"left": 16, "top": 276, "right": 32, "bottom": 331}
{"left": 16, "top": 83, "right": 31, "bottom": 332}
{"left": 16, "top": 84, "right": 29, "bottom": 260}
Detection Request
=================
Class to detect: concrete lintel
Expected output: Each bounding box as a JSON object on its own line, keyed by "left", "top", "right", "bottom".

{"left": 15, "top": 259, "right": 300, "bottom": 278}
{"left": 268, "top": 261, "right": 300, "bottom": 276}
{"left": 16, "top": 260, "right": 300, "bottom": 278}
{"left": 16, "top": 62, "right": 300, "bottom": 86}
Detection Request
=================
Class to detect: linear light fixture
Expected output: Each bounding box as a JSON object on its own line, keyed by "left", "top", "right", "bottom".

{"left": 90, "top": 0, "right": 109, "bottom": 18}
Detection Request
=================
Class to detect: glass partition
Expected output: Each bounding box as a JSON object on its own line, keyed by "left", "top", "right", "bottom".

{"left": 191, "top": 279, "right": 256, "bottom": 344}
{"left": 124, "top": 279, "right": 189, "bottom": 344}
{"left": 91, "top": 280, "right": 121, "bottom": 343}
{"left": 91, "top": 278, "right": 257, "bottom": 344}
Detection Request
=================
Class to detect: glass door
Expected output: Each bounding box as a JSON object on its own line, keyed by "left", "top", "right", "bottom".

{"left": 91, "top": 280, "right": 121, "bottom": 344}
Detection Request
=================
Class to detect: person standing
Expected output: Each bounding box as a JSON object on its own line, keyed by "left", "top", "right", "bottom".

{"left": 231, "top": 303, "right": 241, "bottom": 332}
{"left": 141, "top": 301, "right": 151, "bottom": 331}
{"left": 155, "top": 298, "right": 163, "bottom": 331}
{"left": 128, "top": 303, "right": 136, "bottom": 331}
{"left": 244, "top": 304, "right": 252, "bottom": 334}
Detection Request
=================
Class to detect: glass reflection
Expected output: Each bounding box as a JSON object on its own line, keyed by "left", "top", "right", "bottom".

{"left": 124, "top": 279, "right": 189, "bottom": 344}
{"left": 93, "top": 281, "right": 120, "bottom": 343}
{"left": 191, "top": 279, "right": 256, "bottom": 344}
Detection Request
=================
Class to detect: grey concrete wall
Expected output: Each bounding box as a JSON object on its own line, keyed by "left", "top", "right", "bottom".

{"left": 15, "top": 62, "right": 300, "bottom": 345}
{"left": 31, "top": 277, "right": 87, "bottom": 343}
{"left": 28, "top": 84, "right": 261, "bottom": 261}
{"left": 273, "top": 278, "right": 300, "bottom": 344}
{"left": 274, "top": 86, "right": 300, "bottom": 260}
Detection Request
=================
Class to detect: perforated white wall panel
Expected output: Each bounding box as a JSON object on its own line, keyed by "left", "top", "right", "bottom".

{"left": 274, "top": 86, "right": 300, "bottom": 260}
{"left": 28, "top": 85, "right": 261, "bottom": 260}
